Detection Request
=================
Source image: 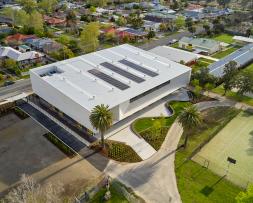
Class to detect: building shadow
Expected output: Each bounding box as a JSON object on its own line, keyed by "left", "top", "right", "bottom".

{"left": 200, "top": 175, "right": 226, "bottom": 197}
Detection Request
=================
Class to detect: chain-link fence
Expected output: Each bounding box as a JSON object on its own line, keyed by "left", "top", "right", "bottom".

{"left": 193, "top": 154, "right": 252, "bottom": 189}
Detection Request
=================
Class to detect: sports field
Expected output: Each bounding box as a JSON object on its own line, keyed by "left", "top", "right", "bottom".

{"left": 193, "top": 111, "right": 253, "bottom": 188}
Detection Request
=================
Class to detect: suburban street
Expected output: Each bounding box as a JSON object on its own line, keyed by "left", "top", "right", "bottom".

{"left": 139, "top": 26, "right": 204, "bottom": 50}
{"left": 0, "top": 79, "right": 32, "bottom": 101}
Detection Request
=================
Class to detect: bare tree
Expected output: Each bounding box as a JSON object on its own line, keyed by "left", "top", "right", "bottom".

{"left": 5, "top": 174, "right": 64, "bottom": 203}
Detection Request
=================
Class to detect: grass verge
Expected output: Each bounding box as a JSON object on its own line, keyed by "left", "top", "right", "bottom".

{"left": 212, "top": 47, "right": 237, "bottom": 59}
{"left": 175, "top": 106, "right": 242, "bottom": 203}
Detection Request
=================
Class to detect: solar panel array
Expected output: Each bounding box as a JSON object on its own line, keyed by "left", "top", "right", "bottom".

{"left": 88, "top": 69, "right": 130, "bottom": 90}
{"left": 100, "top": 62, "right": 145, "bottom": 83}
{"left": 18, "top": 102, "right": 86, "bottom": 152}
{"left": 208, "top": 43, "right": 253, "bottom": 77}
{"left": 119, "top": 59, "right": 159, "bottom": 77}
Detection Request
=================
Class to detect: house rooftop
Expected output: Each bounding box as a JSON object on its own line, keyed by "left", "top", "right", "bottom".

{"left": 30, "top": 44, "right": 191, "bottom": 111}
{"left": 180, "top": 37, "right": 220, "bottom": 49}
{"left": 150, "top": 46, "right": 198, "bottom": 64}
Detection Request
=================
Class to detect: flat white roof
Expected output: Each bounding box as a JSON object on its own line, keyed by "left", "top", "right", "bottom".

{"left": 31, "top": 44, "right": 190, "bottom": 111}
{"left": 233, "top": 36, "right": 253, "bottom": 43}
{"left": 150, "top": 46, "right": 198, "bottom": 63}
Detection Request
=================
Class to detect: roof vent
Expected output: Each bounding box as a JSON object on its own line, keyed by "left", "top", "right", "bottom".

{"left": 89, "top": 95, "right": 96, "bottom": 100}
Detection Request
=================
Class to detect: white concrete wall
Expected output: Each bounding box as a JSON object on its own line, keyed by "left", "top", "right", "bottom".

{"left": 118, "top": 70, "right": 191, "bottom": 119}
{"left": 30, "top": 71, "right": 96, "bottom": 132}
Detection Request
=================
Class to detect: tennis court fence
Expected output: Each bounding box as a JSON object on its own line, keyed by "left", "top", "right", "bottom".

{"left": 192, "top": 154, "right": 252, "bottom": 189}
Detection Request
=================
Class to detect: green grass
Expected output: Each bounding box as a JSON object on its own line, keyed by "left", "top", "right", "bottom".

{"left": 175, "top": 106, "right": 242, "bottom": 203}
{"left": 212, "top": 85, "right": 253, "bottom": 106}
{"left": 90, "top": 184, "right": 129, "bottom": 203}
{"left": 91, "top": 140, "right": 142, "bottom": 163}
{"left": 244, "top": 63, "right": 253, "bottom": 72}
{"left": 132, "top": 101, "right": 191, "bottom": 150}
{"left": 191, "top": 59, "right": 212, "bottom": 72}
{"left": 212, "top": 47, "right": 237, "bottom": 59}
{"left": 212, "top": 34, "right": 235, "bottom": 44}
{"left": 198, "top": 57, "right": 215, "bottom": 64}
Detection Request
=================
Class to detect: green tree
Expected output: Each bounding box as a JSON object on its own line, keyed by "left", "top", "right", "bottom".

{"left": 204, "top": 83, "right": 215, "bottom": 93}
{"left": 188, "top": 26, "right": 196, "bottom": 34}
{"left": 88, "top": 0, "right": 107, "bottom": 7}
{"left": 0, "top": 73, "right": 4, "bottom": 80}
{"left": 2, "top": 8, "right": 29, "bottom": 27}
{"left": 116, "top": 16, "right": 127, "bottom": 26}
{"left": 178, "top": 105, "right": 202, "bottom": 148}
{"left": 66, "top": 10, "right": 77, "bottom": 32}
{"left": 147, "top": 30, "right": 155, "bottom": 39}
{"left": 18, "top": 0, "right": 37, "bottom": 14}
{"left": 38, "top": 0, "right": 58, "bottom": 14}
{"left": 89, "top": 104, "right": 113, "bottom": 149}
{"left": 185, "top": 17, "right": 193, "bottom": 28}
{"left": 29, "top": 10, "right": 44, "bottom": 36}
{"left": 152, "top": 114, "right": 166, "bottom": 137}
{"left": 57, "top": 35, "right": 71, "bottom": 46}
{"left": 4, "top": 59, "right": 17, "bottom": 69}
{"left": 236, "top": 184, "right": 253, "bottom": 203}
{"left": 175, "top": 16, "right": 185, "bottom": 30}
{"left": 223, "top": 61, "right": 238, "bottom": 95}
{"left": 80, "top": 22, "right": 100, "bottom": 53}
{"left": 235, "top": 70, "right": 253, "bottom": 96}
{"left": 128, "top": 14, "right": 143, "bottom": 29}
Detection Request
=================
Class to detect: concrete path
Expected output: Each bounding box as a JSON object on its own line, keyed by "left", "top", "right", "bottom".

{"left": 108, "top": 89, "right": 189, "bottom": 160}
{"left": 105, "top": 99, "right": 239, "bottom": 203}
{"left": 196, "top": 54, "right": 219, "bottom": 61}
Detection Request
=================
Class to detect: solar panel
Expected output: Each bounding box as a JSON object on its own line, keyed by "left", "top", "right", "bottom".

{"left": 17, "top": 103, "right": 86, "bottom": 152}
{"left": 119, "top": 59, "right": 159, "bottom": 77}
{"left": 100, "top": 62, "right": 145, "bottom": 83}
{"left": 88, "top": 69, "right": 130, "bottom": 90}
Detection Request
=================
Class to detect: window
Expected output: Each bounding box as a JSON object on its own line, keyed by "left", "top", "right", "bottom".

{"left": 130, "top": 80, "right": 171, "bottom": 103}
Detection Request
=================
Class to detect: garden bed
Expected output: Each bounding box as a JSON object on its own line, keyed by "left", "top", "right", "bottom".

{"left": 90, "top": 140, "right": 142, "bottom": 163}
{"left": 13, "top": 107, "right": 29, "bottom": 119}
{"left": 43, "top": 133, "right": 76, "bottom": 157}
{"left": 132, "top": 101, "right": 191, "bottom": 150}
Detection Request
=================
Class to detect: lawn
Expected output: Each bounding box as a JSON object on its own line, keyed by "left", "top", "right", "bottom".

{"left": 212, "top": 85, "right": 253, "bottom": 106}
{"left": 175, "top": 106, "right": 242, "bottom": 203}
{"left": 132, "top": 101, "right": 191, "bottom": 150}
{"left": 212, "top": 47, "right": 237, "bottom": 59}
{"left": 212, "top": 34, "right": 235, "bottom": 44}
{"left": 191, "top": 58, "right": 214, "bottom": 72}
{"left": 193, "top": 111, "right": 253, "bottom": 188}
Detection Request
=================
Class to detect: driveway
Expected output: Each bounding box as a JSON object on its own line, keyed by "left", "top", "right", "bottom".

{"left": 0, "top": 115, "right": 101, "bottom": 198}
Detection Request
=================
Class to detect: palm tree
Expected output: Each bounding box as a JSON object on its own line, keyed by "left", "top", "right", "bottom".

{"left": 178, "top": 105, "right": 202, "bottom": 148}
{"left": 89, "top": 104, "right": 113, "bottom": 149}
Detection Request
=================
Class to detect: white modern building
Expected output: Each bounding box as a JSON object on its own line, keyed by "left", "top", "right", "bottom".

{"left": 30, "top": 44, "right": 191, "bottom": 135}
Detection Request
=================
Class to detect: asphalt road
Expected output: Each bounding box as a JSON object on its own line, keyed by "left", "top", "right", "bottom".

{"left": 139, "top": 26, "right": 204, "bottom": 50}
{"left": 0, "top": 79, "right": 32, "bottom": 101}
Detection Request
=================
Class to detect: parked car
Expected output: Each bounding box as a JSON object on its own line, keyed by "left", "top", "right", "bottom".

{"left": 4, "top": 80, "right": 15, "bottom": 86}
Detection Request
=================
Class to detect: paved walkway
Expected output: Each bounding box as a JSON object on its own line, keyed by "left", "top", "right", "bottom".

{"left": 108, "top": 89, "right": 189, "bottom": 160}
{"left": 105, "top": 100, "right": 241, "bottom": 203}
{"left": 196, "top": 54, "right": 219, "bottom": 61}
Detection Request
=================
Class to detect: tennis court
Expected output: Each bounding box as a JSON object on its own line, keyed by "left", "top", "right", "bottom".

{"left": 193, "top": 111, "right": 253, "bottom": 188}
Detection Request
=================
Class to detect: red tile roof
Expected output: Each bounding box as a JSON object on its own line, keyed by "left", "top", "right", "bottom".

{"left": 5, "top": 33, "right": 36, "bottom": 42}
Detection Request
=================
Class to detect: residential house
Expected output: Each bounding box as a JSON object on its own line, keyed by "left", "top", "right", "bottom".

{"left": 143, "top": 20, "right": 161, "bottom": 32}
{"left": 43, "top": 15, "right": 66, "bottom": 27}
{"left": 183, "top": 10, "right": 205, "bottom": 21}
{"left": 25, "top": 38, "right": 62, "bottom": 54}
{"left": 144, "top": 12, "right": 177, "bottom": 23}
{"left": 179, "top": 37, "right": 221, "bottom": 55}
{"left": 18, "top": 44, "right": 31, "bottom": 53}
{"left": 185, "top": 4, "right": 204, "bottom": 12}
{"left": 0, "top": 46, "right": 44, "bottom": 66}
{"left": 5, "top": 33, "right": 36, "bottom": 45}
{"left": 116, "top": 27, "right": 147, "bottom": 41}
